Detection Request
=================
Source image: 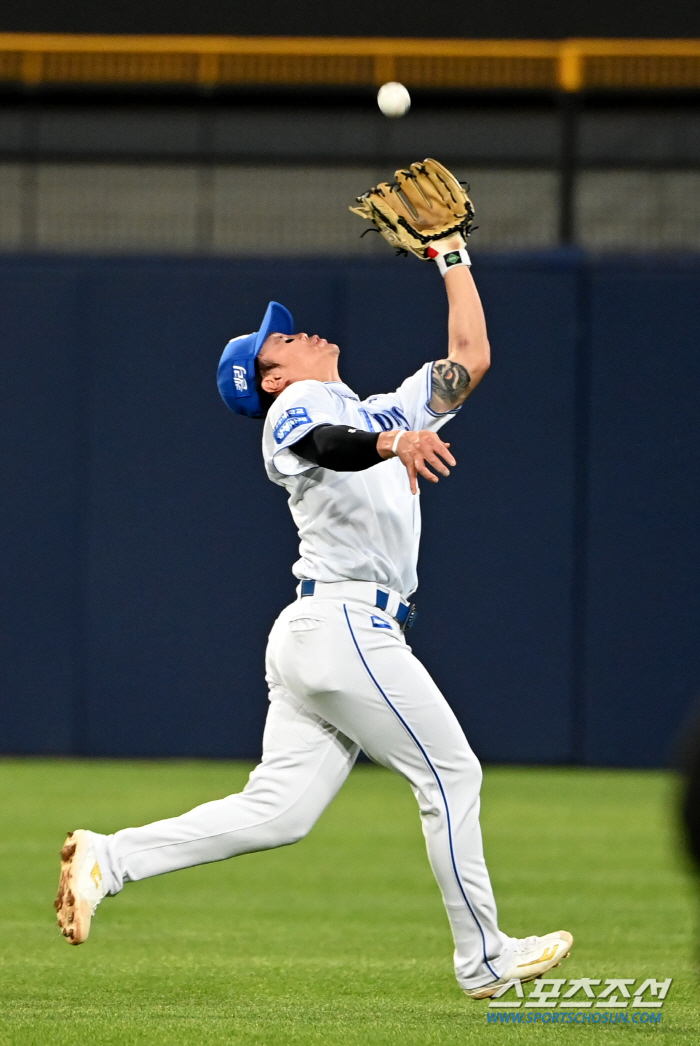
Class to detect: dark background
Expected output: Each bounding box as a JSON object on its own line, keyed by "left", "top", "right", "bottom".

{"left": 0, "top": 0, "right": 698, "bottom": 40}
{"left": 1, "top": 251, "right": 698, "bottom": 768}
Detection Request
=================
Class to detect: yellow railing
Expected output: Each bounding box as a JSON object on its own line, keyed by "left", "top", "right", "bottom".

{"left": 0, "top": 35, "right": 699, "bottom": 92}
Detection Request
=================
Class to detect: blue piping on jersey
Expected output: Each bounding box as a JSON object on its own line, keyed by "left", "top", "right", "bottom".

{"left": 342, "top": 603, "right": 499, "bottom": 982}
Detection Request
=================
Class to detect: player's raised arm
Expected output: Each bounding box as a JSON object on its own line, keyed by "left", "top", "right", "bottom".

{"left": 375, "top": 261, "right": 489, "bottom": 491}
{"left": 430, "top": 256, "right": 490, "bottom": 414}
{"left": 349, "top": 158, "right": 490, "bottom": 414}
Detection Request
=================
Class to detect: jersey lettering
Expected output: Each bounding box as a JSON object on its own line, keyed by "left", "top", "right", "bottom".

{"left": 273, "top": 407, "right": 313, "bottom": 444}
{"left": 389, "top": 406, "right": 410, "bottom": 430}
{"left": 358, "top": 408, "right": 375, "bottom": 432}
{"left": 364, "top": 408, "right": 411, "bottom": 433}
{"left": 369, "top": 411, "right": 395, "bottom": 432}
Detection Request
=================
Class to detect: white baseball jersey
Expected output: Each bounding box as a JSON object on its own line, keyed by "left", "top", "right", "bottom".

{"left": 262, "top": 362, "right": 460, "bottom": 598}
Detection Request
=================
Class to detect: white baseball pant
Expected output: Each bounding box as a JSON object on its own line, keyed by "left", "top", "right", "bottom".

{"left": 96, "top": 591, "right": 515, "bottom": 991}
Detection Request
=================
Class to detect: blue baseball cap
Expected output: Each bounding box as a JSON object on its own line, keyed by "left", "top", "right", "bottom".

{"left": 217, "top": 301, "right": 295, "bottom": 418}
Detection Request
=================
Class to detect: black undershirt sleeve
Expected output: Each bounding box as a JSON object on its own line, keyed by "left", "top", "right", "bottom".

{"left": 294, "top": 424, "right": 384, "bottom": 472}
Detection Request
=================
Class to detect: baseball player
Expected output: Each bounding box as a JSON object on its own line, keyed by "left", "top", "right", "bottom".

{"left": 55, "top": 161, "right": 573, "bottom": 999}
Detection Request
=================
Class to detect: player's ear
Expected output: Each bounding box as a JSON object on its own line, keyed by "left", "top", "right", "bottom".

{"left": 261, "top": 370, "right": 285, "bottom": 395}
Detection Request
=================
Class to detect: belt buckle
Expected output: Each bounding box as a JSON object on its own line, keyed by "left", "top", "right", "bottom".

{"left": 401, "top": 603, "right": 418, "bottom": 632}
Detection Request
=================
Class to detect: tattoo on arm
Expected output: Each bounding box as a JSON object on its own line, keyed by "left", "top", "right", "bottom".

{"left": 431, "top": 360, "right": 471, "bottom": 406}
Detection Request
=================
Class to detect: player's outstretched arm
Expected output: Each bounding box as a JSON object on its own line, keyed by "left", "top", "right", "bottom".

{"left": 430, "top": 253, "right": 490, "bottom": 414}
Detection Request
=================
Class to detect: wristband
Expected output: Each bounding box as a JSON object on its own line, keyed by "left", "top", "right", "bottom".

{"left": 427, "top": 245, "right": 471, "bottom": 277}
{"left": 391, "top": 430, "right": 405, "bottom": 456}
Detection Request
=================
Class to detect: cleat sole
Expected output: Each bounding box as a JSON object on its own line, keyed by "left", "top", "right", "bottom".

{"left": 55, "top": 830, "right": 94, "bottom": 945}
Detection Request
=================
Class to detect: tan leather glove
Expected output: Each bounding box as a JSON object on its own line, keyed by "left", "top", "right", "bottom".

{"left": 349, "top": 158, "right": 475, "bottom": 260}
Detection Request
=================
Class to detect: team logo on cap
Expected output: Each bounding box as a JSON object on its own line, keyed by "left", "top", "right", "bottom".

{"left": 233, "top": 365, "right": 248, "bottom": 393}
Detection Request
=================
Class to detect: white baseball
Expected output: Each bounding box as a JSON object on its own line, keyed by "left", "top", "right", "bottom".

{"left": 377, "top": 82, "right": 411, "bottom": 118}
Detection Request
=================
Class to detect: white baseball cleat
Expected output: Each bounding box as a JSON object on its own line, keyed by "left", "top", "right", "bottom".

{"left": 464, "top": 930, "right": 574, "bottom": 999}
{"left": 54, "top": 829, "right": 107, "bottom": 945}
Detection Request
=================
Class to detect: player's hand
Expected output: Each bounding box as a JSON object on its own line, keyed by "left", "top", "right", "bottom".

{"left": 377, "top": 429, "right": 456, "bottom": 495}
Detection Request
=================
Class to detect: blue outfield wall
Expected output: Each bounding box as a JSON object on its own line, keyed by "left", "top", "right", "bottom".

{"left": 0, "top": 252, "right": 699, "bottom": 767}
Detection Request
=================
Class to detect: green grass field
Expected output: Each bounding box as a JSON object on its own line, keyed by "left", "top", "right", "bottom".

{"left": 0, "top": 760, "right": 697, "bottom": 1044}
